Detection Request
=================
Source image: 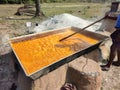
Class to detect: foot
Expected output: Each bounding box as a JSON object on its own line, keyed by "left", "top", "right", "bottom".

{"left": 112, "top": 61, "right": 120, "bottom": 66}
{"left": 100, "top": 65, "right": 110, "bottom": 71}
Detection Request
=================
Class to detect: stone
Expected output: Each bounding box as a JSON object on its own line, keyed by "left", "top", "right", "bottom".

{"left": 32, "top": 64, "right": 68, "bottom": 90}
{"left": 67, "top": 56, "right": 102, "bottom": 90}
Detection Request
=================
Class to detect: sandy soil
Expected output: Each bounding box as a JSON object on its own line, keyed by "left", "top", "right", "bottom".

{"left": 101, "top": 64, "right": 120, "bottom": 90}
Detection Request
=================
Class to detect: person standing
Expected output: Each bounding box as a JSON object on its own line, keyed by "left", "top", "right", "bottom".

{"left": 101, "top": 14, "right": 120, "bottom": 71}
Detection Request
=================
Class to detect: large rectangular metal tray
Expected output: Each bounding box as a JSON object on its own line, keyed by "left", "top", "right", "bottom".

{"left": 9, "top": 26, "right": 108, "bottom": 80}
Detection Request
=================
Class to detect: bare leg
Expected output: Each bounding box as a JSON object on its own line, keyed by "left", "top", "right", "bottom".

{"left": 106, "top": 44, "right": 117, "bottom": 67}
{"left": 117, "top": 47, "right": 120, "bottom": 65}
{"left": 112, "top": 45, "right": 120, "bottom": 66}
{"left": 101, "top": 44, "right": 116, "bottom": 71}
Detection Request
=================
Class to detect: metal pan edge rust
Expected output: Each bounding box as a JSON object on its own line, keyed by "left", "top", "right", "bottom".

{"left": 9, "top": 26, "right": 108, "bottom": 80}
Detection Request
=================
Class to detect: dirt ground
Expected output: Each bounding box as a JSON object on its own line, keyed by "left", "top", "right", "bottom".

{"left": 100, "top": 63, "right": 120, "bottom": 90}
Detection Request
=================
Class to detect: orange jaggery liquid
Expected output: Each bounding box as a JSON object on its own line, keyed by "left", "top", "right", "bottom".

{"left": 11, "top": 29, "right": 98, "bottom": 75}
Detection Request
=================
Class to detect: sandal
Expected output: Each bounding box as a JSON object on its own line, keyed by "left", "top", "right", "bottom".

{"left": 112, "top": 61, "right": 120, "bottom": 66}
{"left": 100, "top": 65, "right": 110, "bottom": 71}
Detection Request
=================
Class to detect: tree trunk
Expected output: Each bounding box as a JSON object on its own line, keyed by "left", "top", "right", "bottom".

{"left": 35, "top": 0, "right": 43, "bottom": 17}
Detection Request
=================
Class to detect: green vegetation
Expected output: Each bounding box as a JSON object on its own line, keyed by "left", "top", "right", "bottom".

{"left": 41, "top": 3, "right": 109, "bottom": 19}
{"left": 0, "top": 0, "right": 107, "bottom": 4}
{"left": 0, "top": 0, "right": 34, "bottom": 4}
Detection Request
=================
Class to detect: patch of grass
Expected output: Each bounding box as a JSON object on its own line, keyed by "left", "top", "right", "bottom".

{"left": 41, "top": 3, "right": 110, "bottom": 19}
{"left": 0, "top": 3, "right": 110, "bottom": 19}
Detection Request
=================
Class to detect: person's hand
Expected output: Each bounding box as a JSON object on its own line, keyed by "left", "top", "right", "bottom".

{"left": 104, "top": 11, "right": 110, "bottom": 19}
{"left": 104, "top": 15, "right": 108, "bottom": 19}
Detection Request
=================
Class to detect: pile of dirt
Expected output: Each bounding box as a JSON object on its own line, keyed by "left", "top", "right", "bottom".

{"left": 30, "top": 13, "right": 101, "bottom": 33}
